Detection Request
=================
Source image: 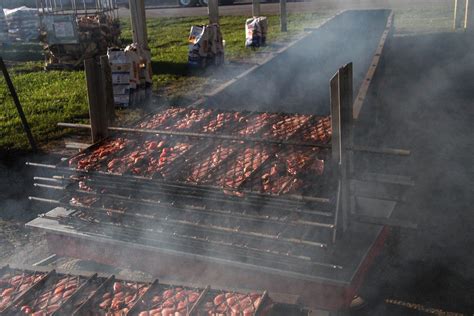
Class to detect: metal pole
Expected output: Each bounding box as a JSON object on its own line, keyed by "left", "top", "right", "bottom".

{"left": 339, "top": 63, "right": 354, "bottom": 231}
{"left": 208, "top": 0, "right": 219, "bottom": 24}
{"left": 280, "top": 0, "right": 287, "bottom": 32}
{"left": 0, "top": 57, "right": 37, "bottom": 151}
{"left": 252, "top": 0, "right": 260, "bottom": 17}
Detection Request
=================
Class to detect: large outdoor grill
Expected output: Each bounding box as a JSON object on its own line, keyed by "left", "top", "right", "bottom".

{"left": 25, "top": 10, "right": 411, "bottom": 313}
{"left": 30, "top": 107, "right": 339, "bottom": 273}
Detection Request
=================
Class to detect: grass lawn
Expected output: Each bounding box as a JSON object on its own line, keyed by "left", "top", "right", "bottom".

{"left": 0, "top": 13, "right": 332, "bottom": 151}
{"left": 0, "top": 5, "right": 455, "bottom": 151}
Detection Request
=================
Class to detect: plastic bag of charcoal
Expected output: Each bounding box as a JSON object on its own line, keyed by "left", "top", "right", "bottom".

{"left": 245, "top": 16, "right": 267, "bottom": 48}
{"left": 188, "top": 24, "right": 224, "bottom": 69}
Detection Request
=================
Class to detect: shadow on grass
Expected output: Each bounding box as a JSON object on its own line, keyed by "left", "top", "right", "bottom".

{"left": 151, "top": 60, "right": 211, "bottom": 78}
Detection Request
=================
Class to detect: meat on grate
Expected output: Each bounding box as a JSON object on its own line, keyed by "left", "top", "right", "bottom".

{"left": 263, "top": 114, "right": 312, "bottom": 140}
{"left": 138, "top": 287, "right": 201, "bottom": 316}
{"left": 202, "top": 112, "right": 245, "bottom": 134}
{"left": 17, "top": 275, "right": 84, "bottom": 315}
{"left": 69, "top": 138, "right": 133, "bottom": 171}
{"left": 0, "top": 272, "right": 46, "bottom": 312}
{"left": 235, "top": 113, "right": 279, "bottom": 137}
{"left": 164, "top": 108, "right": 214, "bottom": 131}
{"left": 138, "top": 108, "right": 187, "bottom": 129}
{"left": 300, "top": 116, "right": 332, "bottom": 143}
{"left": 219, "top": 145, "right": 271, "bottom": 189}
{"left": 186, "top": 144, "right": 236, "bottom": 184}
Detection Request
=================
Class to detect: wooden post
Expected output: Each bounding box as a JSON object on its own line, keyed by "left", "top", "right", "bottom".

{"left": 453, "top": 0, "right": 469, "bottom": 30}
{"left": 84, "top": 58, "right": 108, "bottom": 143}
{"left": 100, "top": 55, "right": 115, "bottom": 125}
{"left": 465, "top": 0, "right": 474, "bottom": 29}
{"left": 0, "top": 57, "right": 37, "bottom": 151}
{"left": 453, "top": 0, "right": 459, "bottom": 30}
{"left": 129, "top": 0, "right": 148, "bottom": 48}
{"left": 208, "top": 0, "right": 219, "bottom": 24}
{"left": 252, "top": 0, "right": 260, "bottom": 17}
{"left": 280, "top": 0, "right": 287, "bottom": 32}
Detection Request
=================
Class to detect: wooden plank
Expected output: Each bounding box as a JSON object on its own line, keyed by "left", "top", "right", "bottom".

{"left": 208, "top": 0, "right": 219, "bottom": 24}
{"left": 280, "top": 0, "right": 287, "bottom": 32}
{"left": 252, "top": 0, "right": 261, "bottom": 17}
{"left": 100, "top": 55, "right": 115, "bottom": 125}
{"left": 65, "top": 141, "right": 92, "bottom": 150}
{"left": 353, "top": 12, "right": 393, "bottom": 119}
{"left": 84, "top": 58, "right": 108, "bottom": 143}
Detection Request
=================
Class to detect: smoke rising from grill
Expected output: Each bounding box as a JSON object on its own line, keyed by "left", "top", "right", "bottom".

{"left": 4, "top": 2, "right": 472, "bottom": 313}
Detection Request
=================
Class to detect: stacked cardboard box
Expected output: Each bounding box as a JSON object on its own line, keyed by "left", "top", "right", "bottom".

{"left": 188, "top": 24, "right": 224, "bottom": 68}
{"left": 108, "top": 48, "right": 133, "bottom": 107}
{"left": 108, "top": 44, "right": 152, "bottom": 107}
{"left": 4, "top": 6, "right": 39, "bottom": 42}
{"left": 245, "top": 17, "right": 267, "bottom": 48}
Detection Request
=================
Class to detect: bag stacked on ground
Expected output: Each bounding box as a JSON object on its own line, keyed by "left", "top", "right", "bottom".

{"left": 108, "top": 43, "right": 153, "bottom": 108}
{"left": 188, "top": 23, "right": 225, "bottom": 68}
{"left": 245, "top": 16, "right": 267, "bottom": 48}
{"left": 0, "top": 6, "right": 8, "bottom": 44}
{"left": 3, "top": 6, "right": 39, "bottom": 42}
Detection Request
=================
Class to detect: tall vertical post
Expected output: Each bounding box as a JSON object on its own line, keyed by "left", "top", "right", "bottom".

{"left": 84, "top": 58, "right": 108, "bottom": 143}
{"left": 100, "top": 55, "right": 115, "bottom": 125}
{"left": 280, "top": 0, "right": 287, "bottom": 32}
{"left": 330, "top": 63, "right": 354, "bottom": 234}
{"left": 339, "top": 63, "right": 355, "bottom": 225}
{"left": 330, "top": 74, "right": 341, "bottom": 168}
{"left": 129, "top": 0, "right": 148, "bottom": 49}
{"left": 330, "top": 71, "right": 343, "bottom": 239}
{"left": 208, "top": 0, "right": 219, "bottom": 24}
{"left": 453, "top": 0, "right": 460, "bottom": 30}
{"left": 252, "top": 0, "right": 260, "bottom": 17}
{"left": 465, "top": 0, "right": 474, "bottom": 29}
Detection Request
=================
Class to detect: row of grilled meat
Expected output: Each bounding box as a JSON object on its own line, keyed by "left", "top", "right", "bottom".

{"left": 67, "top": 108, "right": 330, "bottom": 197}
{"left": 0, "top": 269, "right": 271, "bottom": 316}
{"left": 137, "top": 108, "right": 331, "bottom": 141}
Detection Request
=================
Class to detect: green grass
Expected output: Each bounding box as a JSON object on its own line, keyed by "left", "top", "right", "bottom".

{"left": 0, "top": 13, "right": 331, "bottom": 151}
{"left": 393, "top": 5, "right": 454, "bottom": 34}
{"left": 0, "top": 5, "right": 455, "bottom": 151}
